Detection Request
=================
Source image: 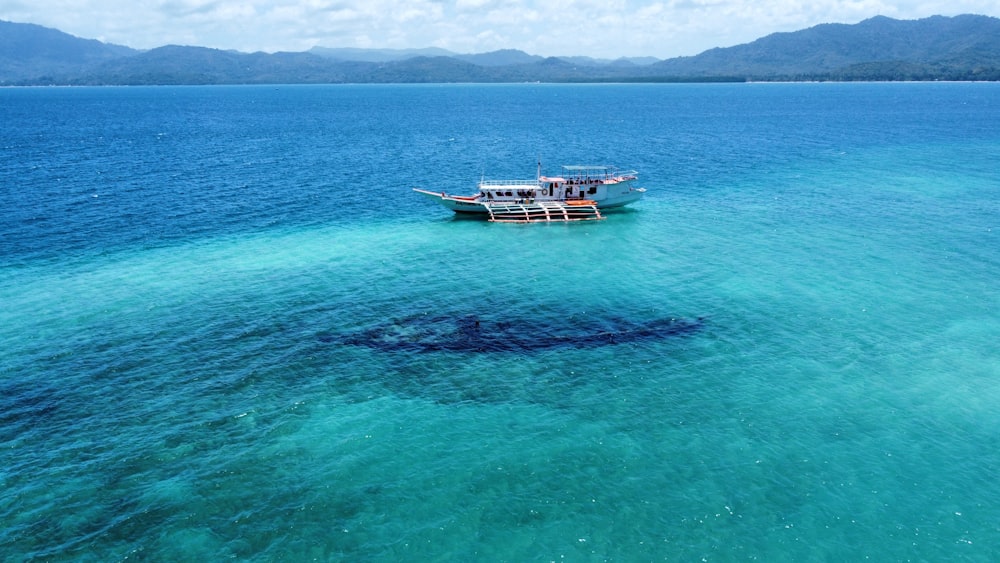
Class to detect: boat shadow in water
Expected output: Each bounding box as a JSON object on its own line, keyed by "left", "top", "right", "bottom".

{"left": 326, "top": 313, "right": 706, "bottom": 354}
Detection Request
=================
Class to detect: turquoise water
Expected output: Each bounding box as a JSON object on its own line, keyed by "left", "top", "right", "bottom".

{"left": 2, "top": 83, "right": 999, "bottom": 560}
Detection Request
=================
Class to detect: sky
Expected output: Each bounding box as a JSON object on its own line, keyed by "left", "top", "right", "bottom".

{"left": 2, "top": 0, "right": 999, "bottom": 59}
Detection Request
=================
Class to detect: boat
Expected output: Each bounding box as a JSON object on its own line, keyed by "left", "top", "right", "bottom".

{"left": 413, "top": 164, "right": 646, "bottom": 222}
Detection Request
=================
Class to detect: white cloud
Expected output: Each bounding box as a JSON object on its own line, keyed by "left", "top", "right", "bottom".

{"left": 2, "top": 0, "right": 1000, "bottom": 58}
{"left": 456, "top": 0, "right": 503, "bottom": 9}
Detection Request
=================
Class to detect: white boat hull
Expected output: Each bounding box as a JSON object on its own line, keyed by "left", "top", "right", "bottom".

{"left": 415, "top": 188, "right": 645, "bottom": 212}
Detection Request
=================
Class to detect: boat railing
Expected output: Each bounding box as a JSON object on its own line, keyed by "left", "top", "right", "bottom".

{"left": 478, "top": 179, "right": 542, "bottom": 187}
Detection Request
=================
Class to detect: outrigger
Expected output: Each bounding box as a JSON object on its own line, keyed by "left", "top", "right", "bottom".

{"left": 414, "top": 164, "right": 645, "bottom": 222}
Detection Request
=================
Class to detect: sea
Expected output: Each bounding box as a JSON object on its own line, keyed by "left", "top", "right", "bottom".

{"left": 1, "top": 82, "right": 998, "bottom": 561}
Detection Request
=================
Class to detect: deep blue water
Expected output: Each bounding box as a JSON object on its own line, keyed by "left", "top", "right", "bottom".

{"left": 2, "top": 83, "right": 999, "bottom": 560}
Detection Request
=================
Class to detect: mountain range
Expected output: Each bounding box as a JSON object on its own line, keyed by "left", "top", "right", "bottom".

{"left": 2, "top": 14, "right": 999, "bottom": 85}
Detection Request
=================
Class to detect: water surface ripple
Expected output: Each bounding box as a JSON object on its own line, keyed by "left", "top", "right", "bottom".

{"left": 1, "top": 83, "right": 999, "bottom": 560}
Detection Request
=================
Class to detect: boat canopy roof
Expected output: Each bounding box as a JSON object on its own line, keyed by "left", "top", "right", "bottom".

{"left": 562, "top": 165, "right": 616, "bottom": 171}
{"left": 477, "top": 164, "right": 636, "bottom": 189}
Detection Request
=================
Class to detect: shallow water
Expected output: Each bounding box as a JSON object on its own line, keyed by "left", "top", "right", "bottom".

{"left": 2, "top": 83, "right": 999, "bottom": 560}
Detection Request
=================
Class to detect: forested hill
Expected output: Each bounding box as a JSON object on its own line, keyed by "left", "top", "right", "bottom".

{"left": 2, "top": 14, "right": 999, "bottom": 85}
{"left": 0, "top": 20, "right": 136, "bottom": 82}
{"left": 649, "top": 14, "right": 1000, "bottom": 81}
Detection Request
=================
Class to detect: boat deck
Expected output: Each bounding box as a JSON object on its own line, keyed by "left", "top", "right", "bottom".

{"left": 484, "top": 200, "right": 603, "bottom": 223}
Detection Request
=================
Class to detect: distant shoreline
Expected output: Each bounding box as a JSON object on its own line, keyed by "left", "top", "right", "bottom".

{"left": 4, "top": 15, "right": 1000, "bottom": 86}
